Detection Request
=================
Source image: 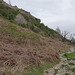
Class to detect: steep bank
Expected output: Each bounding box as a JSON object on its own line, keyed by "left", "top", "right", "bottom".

{"left": 0, "top": 18, "right": 68, "bottom": 75}
{"left": 0, "top": 0, "right": 69, "bottom": 75}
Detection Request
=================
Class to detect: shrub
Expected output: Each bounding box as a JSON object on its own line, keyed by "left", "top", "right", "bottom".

{"left": 54, "top": 69, "right": 59, "bottom": 75}
{"left": 30, "top": 25, "right": 34, "bottom": 30}
{"left": 0, "top": 1, "right": 2, "bottom": 3}
{"left": 68, "top": 68, "right": 75, "bottom": 72}
{"left": 68, "top": 62, "right": 74, "bottom": 65}
{"left": 33, "top": 28, "right": 40, "bottom": 33}
{"left": 64, "top": 73, "right": 70, "bottom": 75}
{"left": 20, "top": 23, "right": 28, "bottom": 28}
{"left": 0, "top": 4, "right": 19, "bottom": 20}
{"left": 9, "top": 20, "right": 15, "bottom": 23}
{"left": 63, "top": 52, "right": 75, "bottom": 59}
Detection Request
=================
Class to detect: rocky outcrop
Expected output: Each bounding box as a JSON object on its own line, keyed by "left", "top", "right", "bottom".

{"left": 15, "top": 14, "right": 27, "bottom": 25}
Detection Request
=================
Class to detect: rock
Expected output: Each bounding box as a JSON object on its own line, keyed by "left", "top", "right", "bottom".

{"left": 15, "top": 14, "right": 27, "bottom": 25}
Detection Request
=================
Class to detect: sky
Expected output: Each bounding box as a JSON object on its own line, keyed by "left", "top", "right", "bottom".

{"left": 4, "top": 0, "right": 75, "bottom": 35}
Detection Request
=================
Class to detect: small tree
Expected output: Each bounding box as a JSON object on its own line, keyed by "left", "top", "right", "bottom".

{"left": 62, "top": 31, "right": 69, "bottom": 42}
{"left": 69, "top": 34, "right": 75, "bottom": 43}
{"left": 56, "top": 27, "right": 61, "bottom": 35}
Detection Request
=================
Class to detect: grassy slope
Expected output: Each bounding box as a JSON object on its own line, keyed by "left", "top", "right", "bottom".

{"left": 0, "top": 1, "right": 61, "bottom": 39}
{"left": 0, "top": 18, "right": 69, "bottom": 75}
{"left": 23, "top": 60, "right": 60, "bottom": 75}
{"left": 0, "top": 1, "right": 69, "bottom": 75}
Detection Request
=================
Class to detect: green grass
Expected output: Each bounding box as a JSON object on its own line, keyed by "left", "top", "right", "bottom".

{"left": 54, "top": 69, "right": 59, "bottom": 75}
{"left": 64, "top": 73, "right": 70, "bottom": 75}
{"left": 68, "top": 62, "right": 74, "bottom": 65}
{"left": 1, "top": 60, "right": 60, "bottom": 75}
{"left": 68, "top": 68, "right": 75, "bottom": 72}
{"left": 23, "top": 60, "right": 60, "bottom": 75}
{"left": 0, "top": 25, "right": 39, "bottom": 40}
{"left": 63, "top": 52, "right": 75, "bottom": 59}
{"left": 61, "top": 64, "right": 68, "bottom": 68}
{"left": 0, "top": 21, "right": 40, "bottom": 45}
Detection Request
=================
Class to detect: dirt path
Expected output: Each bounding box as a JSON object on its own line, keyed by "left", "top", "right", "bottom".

{"left": 44, "top": 47, "right": 75, "bottom": 75}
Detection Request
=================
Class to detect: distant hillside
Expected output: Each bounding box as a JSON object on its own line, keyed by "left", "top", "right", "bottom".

{"left": 0, "top": 0, "right": 69, "bottom": 75}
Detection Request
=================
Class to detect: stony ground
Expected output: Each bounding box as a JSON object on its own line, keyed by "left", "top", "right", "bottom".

{"left": 44, "top": 47, "right": 75, "bottom": 75}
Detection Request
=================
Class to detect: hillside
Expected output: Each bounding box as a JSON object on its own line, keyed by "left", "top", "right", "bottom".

{"left": 0, "top": 0, "right": 61, "bottom": 39}
{"left": 0, "top": 0, "right": 69, "bottom": 75}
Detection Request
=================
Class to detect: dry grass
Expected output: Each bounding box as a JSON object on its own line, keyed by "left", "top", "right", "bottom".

{"left": 0, "top": 18, "right": 69, "bottom": 75}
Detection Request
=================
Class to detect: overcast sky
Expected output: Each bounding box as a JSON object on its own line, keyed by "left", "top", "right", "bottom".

{"left": 4, "top": 0, "right": 75, "bottom": 34}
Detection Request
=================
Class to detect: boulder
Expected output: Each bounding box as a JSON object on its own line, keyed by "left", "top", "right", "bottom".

{"left": 15, "top": 14, "right": 27, "bottom": 25}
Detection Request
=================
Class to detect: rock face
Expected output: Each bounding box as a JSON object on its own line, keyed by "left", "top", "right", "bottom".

{"left": 15, "top": 14, "right": 27, "bottom": 25}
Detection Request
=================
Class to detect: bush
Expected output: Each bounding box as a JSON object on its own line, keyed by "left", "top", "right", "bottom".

{"left": 64, "top": 73, "right": 70, "bottom": 75}
{"left": 30, "top": 25, "right": 34, "bottom": 30}
{"left": 54, "top": 69, "right": 59, "bottom": 75}
{"left": 20, "top": 23, "right": 28, "bottom": 28}
{"left": 33, "top": 28, "right": 40, "bottom": 33}
{"left": 0, "top": 4, "right": 19, "bottom": 20}
{"left": 0, "top": 1, "right": 2, "bottom": 3}
{"left": 68, "top": 62, "right": 74, "bottom": 65}
{"left": 10, "top": 20, "right": 15, "bottom": 23}
{"left": 34, "top": 21, "right": 58, "bottom": 38}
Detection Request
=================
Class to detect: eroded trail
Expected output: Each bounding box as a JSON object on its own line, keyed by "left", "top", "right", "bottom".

{"left": 44, "top": 47, "right": 75, "bottom": 75}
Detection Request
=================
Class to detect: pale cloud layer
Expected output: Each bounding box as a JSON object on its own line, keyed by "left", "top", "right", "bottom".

{"left": 4, "top": 0, "right": 75, "bottom": 34}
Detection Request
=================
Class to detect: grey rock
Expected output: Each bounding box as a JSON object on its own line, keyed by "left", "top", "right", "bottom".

{"left": 15, "top": 14, "right": 27, "bottom": 25}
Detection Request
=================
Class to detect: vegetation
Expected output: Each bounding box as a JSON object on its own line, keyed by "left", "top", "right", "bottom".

{"left": 23, "top": 60, "right": 60, "bottom": 75}
{"left": 0, "top": 26, "right": 39, "bottom": 39}
{"left": 20, "top": 23, "right": 40, "bottom": 33}
{"left": 20, "top": 23, "right": 29, "bottom": 28}
{"left": 68, "top": 62, "right": 74, "bottom": 65}
{"left": 0, "top": 3, "right": 19, "bottom": 21}
{"left": 54, "top": 69, "right": 59, "bottom": 75}
{"left": 0, "top": 1, "right": 2, "bottom": 3}
{"left": 0, "top": 1, "right": 71, "bottom": 75}
{"left": 61, "top": 64, "right": 68, "bottom": 68}
{"left": 64, "top": 73, "right": 70, "bottom": 75}
{"left": 68, "top": 68, "right": 75, "bottom": 72}
{"left": 63, "top": 52, "right": 75, "bottom": 59}
{"left": 20, "top": 11, "right": 60, "bottom": 38}
{"left": 34, "top": 20, "right": 59, "bottom": 38}
{"left": 0, "top": 21, "right": 40, "bottom": 44}
{"left": 0, "top": 1, "right": 61, "bottom": 39}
